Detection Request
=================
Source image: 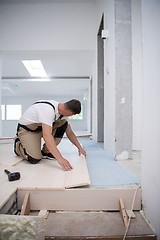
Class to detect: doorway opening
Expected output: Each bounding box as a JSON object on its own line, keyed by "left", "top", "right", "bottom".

{"left": 97, "top": 14, "right": 104, "bottom": 143}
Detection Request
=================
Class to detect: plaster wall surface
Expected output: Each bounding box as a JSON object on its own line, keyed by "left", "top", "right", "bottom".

{"left": 0, "top": 1, "right": 95, "bottom": 51}
{"left": 141, "top": 0, "right": 160, "bottom": 238}
{"left": 94, "top": 0, "right": 115, "bottom": 155}
{"left": 90, "top": 57, "right": 97, "bottom": 140}
{"left": 115, "top": 0, "right": 132, "bottom": 157}
{"left": 131, "top": 0, "right": 142, "bottom": 151}
{"left": 0, "top": 60, "right": 2, "bottom": 137}
{"left": 103, "top": 0, "right": 116, "bottom": 156}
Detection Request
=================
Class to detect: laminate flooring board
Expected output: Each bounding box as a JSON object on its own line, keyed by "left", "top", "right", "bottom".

{"left": 0, "top": 139, "right": 90, "bottom": 208}
{"left": 0, "top": 159, "right": 65, "bottom": 189}
{"left": 64, "top": 155, "right": 90, "bottom": 188}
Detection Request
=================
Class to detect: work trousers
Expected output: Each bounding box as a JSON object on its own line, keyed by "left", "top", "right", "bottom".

{"left": 14, "top": 119, "right": 68, "bottom": 164}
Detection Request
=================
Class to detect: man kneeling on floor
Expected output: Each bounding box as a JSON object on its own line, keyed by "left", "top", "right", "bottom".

{"left": 14, "top": 99, "right": 86, "bottom": 171}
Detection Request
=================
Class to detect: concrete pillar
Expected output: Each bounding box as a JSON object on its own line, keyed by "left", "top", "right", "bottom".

{"left": 115, "top": 0, "right": 132, "bottom": 158}
{"left": 131, "top": 0, "right": 142, "bottom": 151}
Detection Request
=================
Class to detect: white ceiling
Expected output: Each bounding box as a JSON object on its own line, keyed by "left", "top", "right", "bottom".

{"left": 0, "top": 0, "right": 96, "bottom": 98}
{"left": 1, "top": 50, "right": 94, "bottom": 97}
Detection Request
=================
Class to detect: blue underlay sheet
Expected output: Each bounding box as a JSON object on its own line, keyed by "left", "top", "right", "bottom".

{"left": 79, "top": 138, "right": 140, "bottom": 187}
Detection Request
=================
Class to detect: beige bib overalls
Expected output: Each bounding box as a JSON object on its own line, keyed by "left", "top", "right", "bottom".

{"left": 14, "top": 102, "right": 68, "bottom": 164}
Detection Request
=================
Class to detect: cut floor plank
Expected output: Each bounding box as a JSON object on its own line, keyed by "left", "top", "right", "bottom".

{"left": 64, "top": 155, "right": 90, "bottom": 188}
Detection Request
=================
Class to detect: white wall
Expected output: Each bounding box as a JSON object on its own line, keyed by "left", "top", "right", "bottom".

{"left": 0, "top": 59, "right": 2, "bottom": 137}
{"left": 2, "top": 95, "right": 89, "bottom": 137}
{"left": 91, "top": 55, "right": 97, "bottom": 140}
{"left": 93, "top": 0, "right": 115, "bottom": 156}
{"left": 0, "top": 1, "right": 95, "bottom": 51}
{"left": 131, "top": 0, "right": 143, "bottom": 150}
{"left": 141, "top": 0, "right": 160, "bottom": 238}
{"left": 103, "top": 1, "right": 115, "bottom": 156}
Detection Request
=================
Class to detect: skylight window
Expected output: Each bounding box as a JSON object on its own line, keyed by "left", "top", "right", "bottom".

{"left": 22, "top": 60, "right": 47, "bottom": 77}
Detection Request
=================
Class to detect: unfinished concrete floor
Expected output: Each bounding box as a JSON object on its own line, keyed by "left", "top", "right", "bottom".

{"left": 26, "top": 209, "right": 156, "bottom": 239}
{"left": 45, "top": 211, "right": 155, "bottom": 238}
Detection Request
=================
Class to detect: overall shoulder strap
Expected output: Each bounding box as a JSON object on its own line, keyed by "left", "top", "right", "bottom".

{"left": 59, "top": 114, "right": 64, "bottom": 119}
{"left": 34, "top": 101, "right": 55, "bottom": 110}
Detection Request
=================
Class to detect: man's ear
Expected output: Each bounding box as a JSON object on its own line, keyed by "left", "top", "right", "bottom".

{"left": 69, "top": 111, "right": 75, "bottom": 116}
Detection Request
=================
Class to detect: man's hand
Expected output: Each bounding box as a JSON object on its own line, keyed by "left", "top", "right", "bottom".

{"left": 78, "top": 147, "right": 86, "bottom": 156}
{"left": 57, "top": 157, "right": 73, "bottom": 171}
{"left": 42, "top": 123, "right": 73, "bottom": 171}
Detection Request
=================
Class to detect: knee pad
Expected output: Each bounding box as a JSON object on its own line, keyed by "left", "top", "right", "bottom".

{"left": 14, "top": 137, "right": 20, "bottom": 156}
{"left": 27, "top": 155, "right": 41, "bottom": 164}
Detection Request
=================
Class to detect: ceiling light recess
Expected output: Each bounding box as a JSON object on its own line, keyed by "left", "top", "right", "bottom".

{"left": 22, "top": 60, "right": 47, "bottom": 77}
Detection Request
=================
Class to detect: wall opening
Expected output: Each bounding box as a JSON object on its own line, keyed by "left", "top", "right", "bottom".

{"left": 97, "top": 14, "right": 104, "bottom": 142}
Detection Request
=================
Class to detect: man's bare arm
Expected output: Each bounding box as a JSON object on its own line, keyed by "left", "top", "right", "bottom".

{"left": 66, "top": 124, "right": 86, "bottom": 156}
{"left": 42, "top": 123, "right": 72, "bottom": 171}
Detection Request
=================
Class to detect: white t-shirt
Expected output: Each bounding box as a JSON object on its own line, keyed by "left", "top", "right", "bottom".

{"left": 19, "top": 100, "right": 68, "bottom": 127}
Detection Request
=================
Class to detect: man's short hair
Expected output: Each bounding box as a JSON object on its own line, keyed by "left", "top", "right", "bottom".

{"left": 65, "top": 99, "right": 81, "bottom": 114}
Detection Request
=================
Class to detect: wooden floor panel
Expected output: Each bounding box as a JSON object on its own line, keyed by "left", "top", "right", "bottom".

{"left": 0, "top": 141, "right": 90, "bottom": 208}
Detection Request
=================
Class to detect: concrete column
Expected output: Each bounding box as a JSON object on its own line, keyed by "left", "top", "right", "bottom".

{"left": 131, "top": 0, "right": 142, "bottom": 151}
{"left": 115, "top": 0, "right": 132, "bottom": 158}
